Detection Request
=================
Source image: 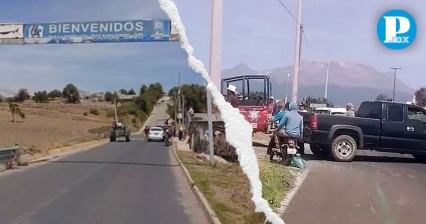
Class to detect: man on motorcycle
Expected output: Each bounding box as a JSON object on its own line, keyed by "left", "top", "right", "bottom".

{"left": 274, "top": 102, "right": 303, "bottom": 149}
{"left": 267, "top": 101, "right": 286, "bottom": 155}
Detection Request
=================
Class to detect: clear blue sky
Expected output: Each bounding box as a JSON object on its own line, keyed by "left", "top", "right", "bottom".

{"left": 0, "top": 0, "right": 424, "bottom": 95}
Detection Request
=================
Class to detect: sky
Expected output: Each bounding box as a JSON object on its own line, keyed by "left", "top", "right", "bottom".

{"left": 0, "top": 0, "right": 425, "bottom": 96}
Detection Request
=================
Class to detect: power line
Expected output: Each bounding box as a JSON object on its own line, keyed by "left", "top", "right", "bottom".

{"left": 0, "top": 85, "right": 17, "bottom": 93}
{"left": 0, "top": 85, "right": 18, "bottom": 96}
{"left": 276, "top": 0, "right": 310, "bottom": 50}
{"left": 276, "top": 0, "right": 297, "bottom": 22}
{"left": 301, "top": 25, "right": 309, "bottom": 50}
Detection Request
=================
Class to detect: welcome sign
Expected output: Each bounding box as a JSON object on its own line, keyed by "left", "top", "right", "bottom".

{"left": 22, "top": 19, "right": 175, "bottom": 44}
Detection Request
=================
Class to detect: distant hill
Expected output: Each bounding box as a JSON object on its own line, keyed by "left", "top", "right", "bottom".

{"left": 222, "top": 61, "right": 415, "bottom": 107}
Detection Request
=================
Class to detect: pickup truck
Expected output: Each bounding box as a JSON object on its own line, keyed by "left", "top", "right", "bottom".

{"left": 302, "top": 101, "right": 426, "bottom": 162}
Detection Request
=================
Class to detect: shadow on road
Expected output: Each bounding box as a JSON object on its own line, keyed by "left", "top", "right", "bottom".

{"left": 252, "top": 141, "right": 268, "bottom": 147}
{"left": 49, "top": 160, "right": 180, "bottom": 167}
{"left": 301, "top": 153, "right": 424, "bottom": 164}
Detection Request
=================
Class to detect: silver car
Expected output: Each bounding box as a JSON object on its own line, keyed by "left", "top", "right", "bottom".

{"left": 147, "top": 126, "right": 164, "bottom": 141}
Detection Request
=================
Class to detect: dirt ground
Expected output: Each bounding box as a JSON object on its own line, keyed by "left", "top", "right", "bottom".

{"left": 253, "top": 132, "right": 271, "bottom": 143}
{"left": 0, "top": 101, "right": 114, "bottom": 154}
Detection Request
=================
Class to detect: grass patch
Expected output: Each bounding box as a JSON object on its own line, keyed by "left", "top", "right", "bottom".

{"left": 177, "top": 151, "right": 294, "bottom": 224}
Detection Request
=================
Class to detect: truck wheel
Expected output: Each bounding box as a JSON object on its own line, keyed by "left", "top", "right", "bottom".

{"left": 125, "top": 135, "right": 130, "bottom": 142}
{"left": 331, "top": 135, "right": 357, "bottom": 162}
{"left": 110, "top": 132, "right": 116, "bottom": 142}
{"left": 310, "top": 144, "right": 330, "bottom": 158}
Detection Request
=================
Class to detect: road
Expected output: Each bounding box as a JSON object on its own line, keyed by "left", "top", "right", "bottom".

{"left": 143, "top": 97, "right": 171, "bottom": 130}
{"left": 282, "top": 145, "right": 426, "bottom": 224}
{"left": 0, "top": 99, "right": 209, "bottom": 224}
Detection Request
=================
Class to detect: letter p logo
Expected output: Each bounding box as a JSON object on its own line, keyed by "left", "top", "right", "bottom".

{"left": 377, "top": 10, "right": 416, "bottom": 49}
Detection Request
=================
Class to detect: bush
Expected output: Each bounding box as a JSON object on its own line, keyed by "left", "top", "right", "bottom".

{"left": 106, "top": 108, "right": 115, "bottom": 118}
{"left": 83, "top": 112, "right": 88, "bottom": 116}
{"left": 48, "top": 89, "right": 62, "bottom": 100}
{"left": 89, "top": 108, "right": 100, "bottom": 116}
{"left": 33, "top": 91, "right": 49, "bottom": 103}
{"left": 131, "top": 117, "right": 138, "bottom": 127}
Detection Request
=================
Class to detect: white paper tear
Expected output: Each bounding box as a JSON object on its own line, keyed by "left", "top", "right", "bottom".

{"left": 157, "top": 1, "right": 286, "bottom": 223}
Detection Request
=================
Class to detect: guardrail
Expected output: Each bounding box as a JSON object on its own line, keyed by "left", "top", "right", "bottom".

{"left": 0, "top": 146, "right": 19, "bottom": 169}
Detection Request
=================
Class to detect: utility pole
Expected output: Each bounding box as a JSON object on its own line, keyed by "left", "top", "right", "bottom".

{"left": 174, "top": 91, "right": 177, "bottom": 121}
{"left": 285, "top": 73, "right": 290, "bottom": 103}
{"left": 178, "top": 72, "right": 182, "bottom": 124}
{"left": 206, "top": 0, "right": 224, "bottom": 164}
{"left": 291, "top": 0, "right": 302, "bottom": 103}
{"left": 114, "top": 93, "right": 118, "bottom": 123}
{"left": 182, "top": 96, "right": 185, "bottom": 125}
{"left": 325, "top": 55, "right": 330, "bottom": 99}
{"left": 390, "top": 67, "right": 401, "bottom": 102}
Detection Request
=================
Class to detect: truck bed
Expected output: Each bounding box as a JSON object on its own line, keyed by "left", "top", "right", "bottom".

{"left": 304, "top": 113, "right": 381, "bottom": 149}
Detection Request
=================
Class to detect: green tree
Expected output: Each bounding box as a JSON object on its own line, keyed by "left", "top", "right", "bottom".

{"left": 48, "top": 89, "right": 62, "bottom": 99}
{"left": 376, "top": 94, "right": 392, "bottom": 101}
{"left": 415, "top": 87, "right": 426, "bottom": 107}
{"left": 62, "top": 83, "right": 80, "bottom": 103}
{"left": 168, "top": 87, "right": 179, "bottom": 96}
{"left": 133, "top": 95, "right": 152, "bottom": 113}
{"left": 303, "top": 96, "right": 333, "bottom": 108}
{"left": 139, "top": 84, "right": 147, "bottom": 96}
{"left": 128, "top": 88, "right": 136, "bottom": 95}
{"left": 165, "top": 84, "right": 207, "bottom": 118}
{"left": 16, "top": 88, "right": 30, "bottom": 103}
{"left": 33, "top": 91, "right": 49, "bottom": 103}
{"left": 119, "top": 89, "right": 128, "bottom": 95}
{"left": 104, "top": 91, "right": 114, "bottom": 102}
{"left": 248, "top": 91, "right": 264, "bottom": 100}
{"left": 113, "top": 92, "right": 120, "bottom": 101}
{"left": 148, "top": 82, "right": 164, "bottom": 95}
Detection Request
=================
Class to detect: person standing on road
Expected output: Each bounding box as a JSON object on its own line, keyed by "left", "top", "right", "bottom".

{"left": 345, "top": 103, "right": 355, "bottom": 117}
{"left": 226, "top": 84, "right": 239, "bottom": 108}
{"left": 178, "top": 125, "right": 184, "bottom": 141}
{"left": 144, "top": 125, "right": 150, "bottom": 139}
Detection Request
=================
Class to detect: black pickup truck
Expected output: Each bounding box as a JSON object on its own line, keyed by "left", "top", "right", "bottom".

{"left": 301, "top": 101, "right": 426, "bottom": 162}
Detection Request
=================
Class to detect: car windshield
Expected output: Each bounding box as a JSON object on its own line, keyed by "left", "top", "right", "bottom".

{"left": 150, "top": 127, "right": 163, "bottom": 132}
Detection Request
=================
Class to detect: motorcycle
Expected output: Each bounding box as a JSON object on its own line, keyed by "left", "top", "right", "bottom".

{"left": 164, "top": 135, "right": 172, "bottom": 146}
{"left": 269, "top": 136, "right": 299, "bottom": 166}
{"left": 163, "top": 128, "right": 173, "bottom": 146}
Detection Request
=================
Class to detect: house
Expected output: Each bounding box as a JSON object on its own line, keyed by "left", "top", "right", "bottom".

{"left": 117, "top": 93, "right": 137, "bottom": 102}
{"left": 90, "top": 92, "right": 104, "bottom": 102}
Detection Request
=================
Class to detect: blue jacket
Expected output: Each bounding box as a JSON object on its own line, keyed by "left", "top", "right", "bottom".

{"left": 277, "top": 102, "right": 303, "bottom": 138}
{"left": 273, "top": 110, "right": 285, "bottom": 124}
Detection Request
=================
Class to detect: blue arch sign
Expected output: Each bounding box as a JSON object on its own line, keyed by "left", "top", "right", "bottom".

{"left": 0, "top": 19, "right": 179, "bottom": 44}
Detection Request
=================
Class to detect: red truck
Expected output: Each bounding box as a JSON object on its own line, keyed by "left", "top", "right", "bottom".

{"left": 221, "top": 75, "right": 274, "bottom": 134}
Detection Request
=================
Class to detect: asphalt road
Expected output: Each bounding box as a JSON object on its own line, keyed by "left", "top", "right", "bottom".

{"left": 0, "top": 98, "right": 209, "bottom": 224}
{"left": 144, "top": 97, "right": 171, "bottom": 129}
{"left": 282, "top": 145, "right": 426, "bottom": 224}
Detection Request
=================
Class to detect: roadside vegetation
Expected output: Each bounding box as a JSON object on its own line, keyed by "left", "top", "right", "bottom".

{"left": 177, "top": 150, "right": 294, "bottom": 224}
{"left": 166, "top": 84, "right": 207, "bottom": 118}
{"left": 0, "top": 82, "right": 164, "bottom": 157}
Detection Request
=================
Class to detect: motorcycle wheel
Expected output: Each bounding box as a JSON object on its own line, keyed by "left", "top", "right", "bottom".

{"left": 269, "top": 151, "right": 274, "bottom": 161}
{"left": 281, "top": 145, "right": 292, "bottom": 166}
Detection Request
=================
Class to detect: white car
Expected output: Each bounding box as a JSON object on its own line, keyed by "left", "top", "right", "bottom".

{"left": 147, "top": 126, "right": 164, "bottom": 141}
